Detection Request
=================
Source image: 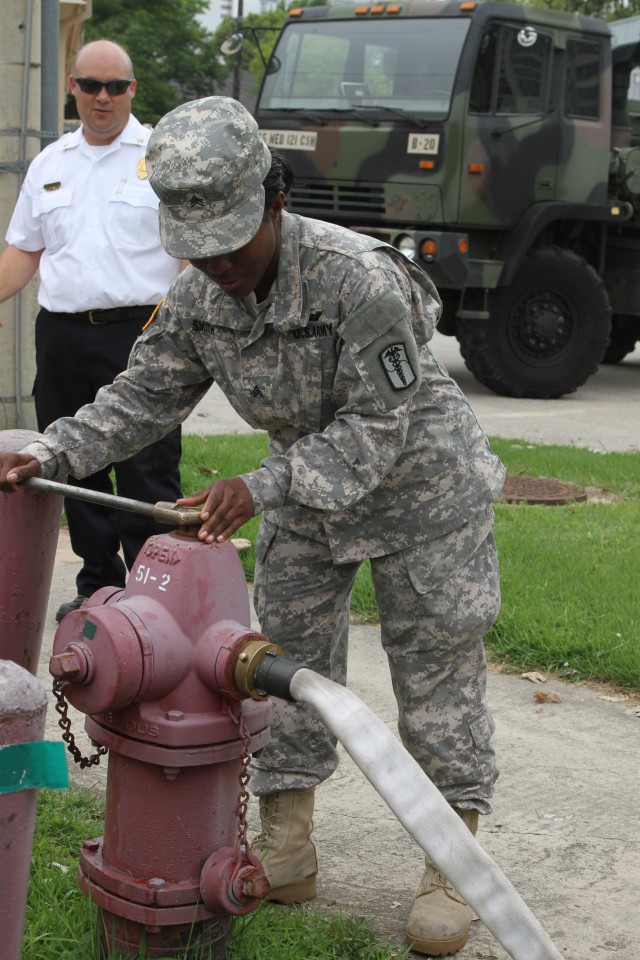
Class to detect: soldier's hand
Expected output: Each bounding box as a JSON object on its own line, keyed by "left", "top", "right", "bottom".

{"left": 0, "top": 454, "right": 43, "bottom": 492}
{"left": 177, "top": 477, "right": 254, "bottom": 543}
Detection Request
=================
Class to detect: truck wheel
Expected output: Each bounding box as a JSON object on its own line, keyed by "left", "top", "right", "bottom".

{"left": 457, "top": 247, "right": 611, "bottom": 398}
{"left": 601, "top": 315, "right": 638, "bottom": 364}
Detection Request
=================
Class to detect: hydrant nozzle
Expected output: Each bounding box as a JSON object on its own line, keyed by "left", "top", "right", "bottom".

{"left": 49, "top": 644, "right": 92, "bottom": 683}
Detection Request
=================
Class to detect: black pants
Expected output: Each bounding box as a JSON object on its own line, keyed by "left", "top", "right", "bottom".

{"left": 34, "top": 307, "right": 182, "bottom": 597}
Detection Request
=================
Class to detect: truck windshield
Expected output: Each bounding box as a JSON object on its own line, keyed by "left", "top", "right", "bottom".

{"left": 259, "top": 17, "right": 471, "bottom": 119}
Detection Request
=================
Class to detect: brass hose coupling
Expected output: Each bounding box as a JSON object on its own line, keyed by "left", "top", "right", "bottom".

{"left": 233, "top": 639, "right": 306, "bottom": 703}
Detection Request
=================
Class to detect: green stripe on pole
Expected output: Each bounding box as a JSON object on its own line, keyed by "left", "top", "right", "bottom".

{"left": 0, "top": 741, "right": 69, "bottom": 794}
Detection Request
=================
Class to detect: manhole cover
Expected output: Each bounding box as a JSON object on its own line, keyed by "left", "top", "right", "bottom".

{"left": 501, "top": 475, "right": 587, "bottom": 505}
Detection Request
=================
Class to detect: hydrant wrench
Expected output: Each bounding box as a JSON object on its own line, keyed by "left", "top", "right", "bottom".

{"left": 22, "top": 476, "right": 202, "bottom": 527}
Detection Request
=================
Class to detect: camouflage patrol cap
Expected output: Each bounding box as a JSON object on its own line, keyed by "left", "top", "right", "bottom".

{"left": 145, "top": 96, "right": 272, "bottom": 259}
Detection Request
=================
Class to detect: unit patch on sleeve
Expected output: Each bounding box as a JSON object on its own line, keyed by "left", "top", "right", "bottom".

{"left": 379, "top": 342, "right": 418, "bottom": 390}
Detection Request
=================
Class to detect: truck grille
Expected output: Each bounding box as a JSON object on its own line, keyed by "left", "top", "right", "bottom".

{"left": 288, "top": 182, "right": 386, "bottom": 219}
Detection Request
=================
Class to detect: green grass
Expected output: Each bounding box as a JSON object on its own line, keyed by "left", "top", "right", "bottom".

{"left": 180, "top": 433, "right": 640, "bottom": 693}
{"left": 228, "top": 906, "right": 409, "bottom": 960}
{"left": 180, "top": 433, "right": 268, "bottom": 582}
{"left": 489, "top": 438, "right": 639, "bottom": 690}
{"left": 23, "top": 789, "right": 105, "bottom": 958}
{"left": 24, "top": 790, "right": 407, "bottom": 960}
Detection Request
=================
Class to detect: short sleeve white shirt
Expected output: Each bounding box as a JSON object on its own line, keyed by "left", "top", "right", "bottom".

{"left": 5, "top": 115, "right": 181, "bottom": 311}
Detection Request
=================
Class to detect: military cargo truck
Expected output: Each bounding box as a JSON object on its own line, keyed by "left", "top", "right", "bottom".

{"left": 254, "top": 0, "right": 640, "bottom": 398}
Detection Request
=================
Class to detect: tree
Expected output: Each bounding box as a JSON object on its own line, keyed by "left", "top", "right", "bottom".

{"left": 214, "top": 3, "right": 288, "bottom": 99}
{"left": 517, "top": 0, "right": 640, "bottom": 21}
{"left": 68, "top": 0, "right": 230, "bottom": 125}
{"left": 243, "top": 8, "right": 290, "bottom": 90}
{"left": 214, "top": 1, "right": 327, "bottom": 99}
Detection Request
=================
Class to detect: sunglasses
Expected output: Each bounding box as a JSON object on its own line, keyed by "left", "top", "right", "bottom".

{"left": 73, "top": 77, "right": 133, "bottom": 96}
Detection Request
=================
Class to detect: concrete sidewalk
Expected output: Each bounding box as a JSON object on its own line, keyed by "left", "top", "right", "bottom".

{"left": 35, "top": 332, "right": 640, "bottom": 959}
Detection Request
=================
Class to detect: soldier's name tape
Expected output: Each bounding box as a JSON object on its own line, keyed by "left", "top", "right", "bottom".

{"left": 0, "top": 741, "right": 69, "bottom": 794}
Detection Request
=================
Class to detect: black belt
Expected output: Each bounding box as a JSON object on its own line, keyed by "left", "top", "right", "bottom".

{"left": 75, "top": 305, "right": 157, "bottom": 325}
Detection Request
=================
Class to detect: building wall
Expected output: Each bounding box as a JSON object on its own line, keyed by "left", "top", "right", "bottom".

{"left": 0, "top": 0, "right": 89, "bottom": 431}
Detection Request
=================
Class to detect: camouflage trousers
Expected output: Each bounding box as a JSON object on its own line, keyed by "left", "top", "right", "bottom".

{"left": 249, "top": 508, "right": 501, "bottom": 813}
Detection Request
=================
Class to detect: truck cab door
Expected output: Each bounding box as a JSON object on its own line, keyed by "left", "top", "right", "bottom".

{"left": 458, "top": 21, "right": 559, "bottom": 228}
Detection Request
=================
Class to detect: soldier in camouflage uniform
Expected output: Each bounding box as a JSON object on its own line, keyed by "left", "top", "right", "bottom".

{"left": 0, "top": 97, "right": 505, "bottom": 956}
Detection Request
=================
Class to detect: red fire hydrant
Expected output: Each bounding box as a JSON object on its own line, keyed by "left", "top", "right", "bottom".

{"left": 50, "top": 526, "right": 279, "bottom": 959}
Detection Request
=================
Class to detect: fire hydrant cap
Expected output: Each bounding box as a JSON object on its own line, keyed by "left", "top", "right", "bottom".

{"left": 50, "top": 606, "right": 146, "bottom": 714}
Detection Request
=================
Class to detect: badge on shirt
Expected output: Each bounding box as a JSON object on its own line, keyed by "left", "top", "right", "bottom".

{"left": 44, "top": 181, "right": 61, "bottom": 191}
{"left": 137, "top": 157, "right": 147, "bottom": 180}
{"left": 379, "top": 342, "right": 417, "bottom": 390}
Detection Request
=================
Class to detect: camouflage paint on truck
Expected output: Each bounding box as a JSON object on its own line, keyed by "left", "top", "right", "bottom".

{"left": 255, "top": 0, "right": 640, "bottom": 398}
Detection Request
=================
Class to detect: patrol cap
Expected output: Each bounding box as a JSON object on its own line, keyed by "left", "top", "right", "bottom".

{"left": 145, "top": 96, "right": 272, "bottom": 259}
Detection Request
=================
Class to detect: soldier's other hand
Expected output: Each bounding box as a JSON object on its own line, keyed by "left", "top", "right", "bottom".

{"left": 177, "top": 477, "right": 254, "bottom": 543}
{"left": 0, "top": 454, "right": 43, "bottom": 492}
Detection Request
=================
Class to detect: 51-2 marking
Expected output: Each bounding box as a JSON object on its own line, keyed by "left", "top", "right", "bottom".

{"left": 135, "top": 564, "right": 171, "bottom": 592}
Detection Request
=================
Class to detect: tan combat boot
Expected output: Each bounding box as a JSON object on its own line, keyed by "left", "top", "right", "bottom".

{"left": 252, "top": 787, "right": 318, "bottom": 903}
{"left": 405, "top": 809, "right": 479, "bottom": 956}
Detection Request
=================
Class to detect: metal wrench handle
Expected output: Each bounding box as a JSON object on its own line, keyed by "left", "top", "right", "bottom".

{"left": 21, "top": 477, "right": 202, "bottom": 527}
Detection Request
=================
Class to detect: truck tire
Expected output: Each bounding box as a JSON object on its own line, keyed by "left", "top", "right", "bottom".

{"left": 601, "top": 315, "right": 638, "bottom": 364}
{"left": 457, "top": 246, "right": 611, "bottom": 398}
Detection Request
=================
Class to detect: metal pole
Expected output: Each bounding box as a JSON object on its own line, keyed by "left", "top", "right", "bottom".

{"left": 0, "top": 430, "right": 62, "bottom": 674}
{"left": 232, "top": 0, "right": 244, "bottom": 102}
{"left": 40, "top": 0, "right": 60, "bottom": 150}
{"left": 14, "top": 0, "right": 35, "bottom": 427}
{"left": 0, "top": 661, "right": 48, "bottom": 960}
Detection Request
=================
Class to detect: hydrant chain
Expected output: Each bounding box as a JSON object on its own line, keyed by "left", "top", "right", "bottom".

{"left": 53, "top": 680, "right": 108, "bottom": 769}
{"left": 230, "top": 705, "right": 252, "bottom": 860}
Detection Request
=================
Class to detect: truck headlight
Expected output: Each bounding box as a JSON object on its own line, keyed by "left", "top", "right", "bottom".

{"left": 395, "top": 234, "right": 417, "bottom": 259}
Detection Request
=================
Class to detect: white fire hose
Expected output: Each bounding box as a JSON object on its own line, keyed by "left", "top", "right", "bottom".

{"left": 288, "top": 668, "right": 564, "bottom": 960}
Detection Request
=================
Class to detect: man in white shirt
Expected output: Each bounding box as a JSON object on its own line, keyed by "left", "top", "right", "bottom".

{"left": 0, "top": 39, "right": 183, "bottom": 621}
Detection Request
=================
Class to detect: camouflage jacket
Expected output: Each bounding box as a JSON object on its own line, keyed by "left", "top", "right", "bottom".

{"left": 24, "top": 211, "right": 505, "bottom": 562}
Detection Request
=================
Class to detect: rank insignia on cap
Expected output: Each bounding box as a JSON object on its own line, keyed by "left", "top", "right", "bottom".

{"left": 145, "top": 96, "right": 272, "bottom": 259}
{"left": 380, "top": 342, "right": 417, "bottom": 390}
{"left": 137, "top": 157, "right": 147, "bottom": 179}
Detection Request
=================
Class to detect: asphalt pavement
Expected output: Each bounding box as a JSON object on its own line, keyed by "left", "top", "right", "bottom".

{"left": 36, "top": 333, "right": 640, "bottom": 959}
